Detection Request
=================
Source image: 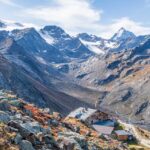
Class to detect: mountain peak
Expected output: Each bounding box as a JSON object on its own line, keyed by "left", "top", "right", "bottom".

{"left": 41, "top": 25, "right": 70, "bottom": 39}
{"left": 77, "top": 33, "right": 102, "bottom": 42}
{"left": 111, "top": 27, "right": 136, "bottom": 41}
{"left": 0, "top": 20, "right": 6, "bottom": 28}
{"left": 42, "top": 25, "right": 65, "bottom": 33}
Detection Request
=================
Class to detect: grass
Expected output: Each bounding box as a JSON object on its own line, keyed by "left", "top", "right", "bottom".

{"left": 114, "top": 122, "right": 125, "bottom": 130}
{"left": 129, "top": 144, "right": 148, "bottom": 150}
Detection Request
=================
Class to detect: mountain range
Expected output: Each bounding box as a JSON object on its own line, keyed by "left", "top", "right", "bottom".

{"left": 0, "top": 19, "right": 150, "bottom": 130}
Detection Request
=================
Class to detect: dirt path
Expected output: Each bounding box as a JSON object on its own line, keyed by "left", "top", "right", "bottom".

{"left": 118, "top": 120, "right": 150, "bottom": 148}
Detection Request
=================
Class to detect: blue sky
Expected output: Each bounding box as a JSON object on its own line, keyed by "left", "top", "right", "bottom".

{"left": 0, "top": 0, "right": 150, "bottom": 38}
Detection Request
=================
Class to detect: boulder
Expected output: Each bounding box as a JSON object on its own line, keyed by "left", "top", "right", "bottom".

{"left": 8, "top": 121, "right": 31, "bottom": 138}
{"left": 41, "top": 127, "right": 51, "bottom": 134}
{"left": 58, "top": 137, "right": 76, "bottom": 150}
{"left": 14, "top": 133, "right": 22, "bottom": 144}
{"left": 57, "top": 136, "right": 82, "bottom": 150}
{"left": 19, "top": 140, "right": 35, "bottom": 150}
{"left": 58, "top": 132, "right": 87, "bottom": 150}
{"left": 43, "top": 134, "right": 55, "bottom": 144}
{"left": 0, "top": 111, "right": 10, "bottom": 123}
{"left": 0, "top": 101, "right": 10, "bottom": 111}
{"left": 20, "top": 121, "right": 42, "bottom": 134}
{"left": 48, "top": 119, "right": 59, "bottom": 126}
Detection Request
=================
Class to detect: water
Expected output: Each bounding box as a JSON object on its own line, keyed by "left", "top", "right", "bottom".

{"left": 93, "top": 120, "right": 115, "bottom": 127}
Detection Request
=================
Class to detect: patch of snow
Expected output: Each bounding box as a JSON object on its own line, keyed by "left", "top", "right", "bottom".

{"left": 117, "top": 28, "right": 125, "bottom": 38}
{"left": 39, "top": 32, "right": 55, "bottom": 44}
{"left": 88, "top": 45, "right": 105, "bottom": 54}
{"left": 80, "top": 39, "right": 105, "bottom": 54}
{"left": 80, "top": 39, "right": 102, "bottom": 46}
{"left": 67, "top": 107, "right": 97, "bottom": 121}
{"left": 104, "top": 41, "right": 118, "bottom": 49}
{"left": 43, "top": 50, "right": 47, "bottom": 53}
{"left": 35, "top": 56, "right": 47, "bottom": 65}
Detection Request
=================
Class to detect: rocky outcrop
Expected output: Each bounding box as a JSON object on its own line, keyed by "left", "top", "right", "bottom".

{"left": 0, "top": 90, "right": 126, "bottom": 150}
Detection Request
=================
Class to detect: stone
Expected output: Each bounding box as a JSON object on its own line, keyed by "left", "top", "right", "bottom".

{"left": 0, "top": 101, "right": 10, "bottom": 111}
{"left": 14, "top": 113, "right": 22, "bottom": 119}
{"left": 57, "top": 136, "right": 82, "bottom": 150}
{"left": 8, "top": 126, "right": 18, "bottom": 132}
{"left": 41, "top": 127, "right": 51, "bottom": 134}
{"left": 43, "top": 134, "right": 55, "bottom": 144}
{"left": 36, "top": 132, "right": 44, "bottom": 142}
{"left": 20, "top": 121, "right": 42, "bottom": 134}
{"left": 14, "top": 133, "right": 22, "bottom": 144}
{"left": 48, "top": 119, "right": 59, "bottom": 126}
{"left": 24, "top": 109, "right": 33, "bottom": 117}
{"left": 19, "top": 140, "right": 35, "bottom": 150}
{"left": 58, "top": 131, "right": 87, "bottom": 150}
{"left": 0, "top": 111, "right": 10, "bottom": 123}
{"left": 8, "top": 121, "right": 33, "bottom": 138}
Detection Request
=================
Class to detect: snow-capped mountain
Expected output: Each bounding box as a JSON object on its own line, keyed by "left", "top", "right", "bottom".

{"left": 0, "top": 19, "right": 150, "bottom": 130}
{"left": 78, "top": 28, "right": 150, "bottom": 54}
{"left": 111, "top": 27, "right": 136, "bottom": 41}
{"left": 77, "top": 33, "right": 118, "bottom": 54}
{"left": 40, "top": 26, "right": 92, "bottom": 59}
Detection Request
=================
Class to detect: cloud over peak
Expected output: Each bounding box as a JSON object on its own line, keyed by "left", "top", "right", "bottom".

{"left": 0, "top": 0, "right": 150, "bottom": 38}
{"left": 25, "top": 0, "right": 102, "bottom": 34}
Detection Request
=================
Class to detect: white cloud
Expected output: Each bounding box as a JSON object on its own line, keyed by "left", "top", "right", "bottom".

{"left": 23, "top": 0, "right": 150, "bottom": 38}
{"left": 99, "top": 17, "right": 150, "bottom": 38}
{"left": 0, "top": 0, "right": 19, "bottom": 7}
{"left": 1, "top": 0, "right": 150, "bottom": 38}
{"left": 25, "top": 0, "right": 103, "bottom": 34}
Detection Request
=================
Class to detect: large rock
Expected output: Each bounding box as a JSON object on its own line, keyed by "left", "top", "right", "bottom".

{"left": 8, "top": 121, "right": 31, "bottom": 138}
{"left": 57, "top": 132, "right": 87, "bottom": 150}
{"left": 0, "top": 111, "right": 10, "bottom": 123}
{"left": 20, "top": 121, "right": 42, "bottom": 134}
{"left": 0, "top": 101, "right": 10, "bottom": 111}
{"left": 19, "top": 140, "right": 35, "bottom": 150}
{"left": 14, "top": 133, "right": 22, "bottom": 144}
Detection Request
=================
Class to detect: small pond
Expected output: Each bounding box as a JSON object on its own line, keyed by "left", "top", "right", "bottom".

{"left": 93, "top": 120, "right": 115, "bottom": 127}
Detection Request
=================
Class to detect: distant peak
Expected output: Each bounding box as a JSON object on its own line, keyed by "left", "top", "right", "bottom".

{"left": 42, "top": 25, "right": 65, "bottom": 33}
{"left": 111, "top": 27, "right": 136, "bottom": 41}
{"left": 41, "top": 25, "right": 70, "bottom": 39}
{"left": 119, "top": 27, "right": 126, "bottom": 31}
{"left": 77, "top": 33, "right": 102, "bottom": 42}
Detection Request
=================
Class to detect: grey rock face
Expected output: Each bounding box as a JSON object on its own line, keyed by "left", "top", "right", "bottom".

{"left": 68, "top": 38, "right": 150, "bottom": 130}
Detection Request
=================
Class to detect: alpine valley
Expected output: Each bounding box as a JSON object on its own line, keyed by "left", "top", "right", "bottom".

{"left": 0, "top": 19, "right": 150, "bottom": 132}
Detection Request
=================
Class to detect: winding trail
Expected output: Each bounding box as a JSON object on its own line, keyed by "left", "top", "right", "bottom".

{"left": 118, "top": 120, "right": 150, "bottom": 148}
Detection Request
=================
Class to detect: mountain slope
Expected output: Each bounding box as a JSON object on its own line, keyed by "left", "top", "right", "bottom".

{"left": 70, "top": 39, "right": 150, "bottom": 130}
{"left": 0, "top": 32, "right": 93, "bottom": 115}
{"left": 0, "top": 20, "right": 150, "bottom": 131}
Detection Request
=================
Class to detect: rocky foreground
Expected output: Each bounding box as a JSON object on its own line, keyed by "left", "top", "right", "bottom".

{"left": 0, "top": 90, "right": 130, "bottom": 150}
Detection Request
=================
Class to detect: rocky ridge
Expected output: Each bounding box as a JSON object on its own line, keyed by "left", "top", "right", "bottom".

{"left": 0, "top": 90, "right": 130, "bottom": 150}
